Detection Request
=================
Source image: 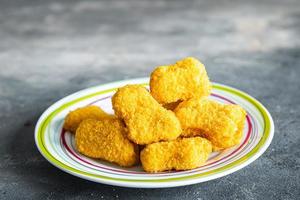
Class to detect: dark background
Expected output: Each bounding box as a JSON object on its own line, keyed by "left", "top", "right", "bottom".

{"left": 0, "top": 0, "right": 299, "bottom": 199}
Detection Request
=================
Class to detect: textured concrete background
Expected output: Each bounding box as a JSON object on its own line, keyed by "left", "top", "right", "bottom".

{"left": 0, "top": 0, "right": 299, "bottom": 199}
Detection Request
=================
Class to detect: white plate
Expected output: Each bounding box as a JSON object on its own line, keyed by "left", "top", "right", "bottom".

{"left": 35, "top": 78, "right": 274, "bottom": 188}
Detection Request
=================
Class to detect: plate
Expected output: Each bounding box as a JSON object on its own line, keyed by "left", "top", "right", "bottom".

{"left": 35, "top": 78, "right": 274, "bottom": 188}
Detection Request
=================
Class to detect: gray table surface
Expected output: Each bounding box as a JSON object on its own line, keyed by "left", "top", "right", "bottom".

{"left": 0, "top": 0, "right": 299, "bottom": 199}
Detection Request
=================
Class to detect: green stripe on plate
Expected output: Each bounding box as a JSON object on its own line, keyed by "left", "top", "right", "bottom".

{"left": 36, "top": 83, "right": 272, "bottom": 183}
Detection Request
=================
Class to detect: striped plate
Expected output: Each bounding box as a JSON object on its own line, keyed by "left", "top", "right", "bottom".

{"left": 34, "top": 78, "right": 274, "bottom": 188}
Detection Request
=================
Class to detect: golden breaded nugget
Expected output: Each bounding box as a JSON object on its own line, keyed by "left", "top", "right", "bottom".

{"left": 75, "top": 118, "right": 139, "bottom": 167}
{"left": 175, "top": 98, "right": 246, "bottom": 150}
{"left": 140, "top": 137, "right": 212, "bottom": 172}
{"left": 63, "top": 105, "right": 112, "bottom": 133}
{"left": 112, "top": 85, "right": 182, "bottom": 145}
{"left": 150, "top": 57, "right": 211, "bottom": 104}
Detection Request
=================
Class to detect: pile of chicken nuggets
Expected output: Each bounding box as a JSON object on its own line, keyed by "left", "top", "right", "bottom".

{"left": 63, "top": 57, "right": 246, "bottom": 173}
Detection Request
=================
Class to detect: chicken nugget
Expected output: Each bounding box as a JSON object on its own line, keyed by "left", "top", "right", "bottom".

{"left": 63, "top": 105, "right": 112, "bottom": 133}
{"left": 174, "top": 98, "right": 246, "bottom": 150}
{"left": 112, "top": 85, "right": 182, "bottom": 145}
{"left": 75, "top": 118, "right": 139, "bottom": 167}
{"left": 150, "top": 57, "right": 211, "bottom": 104}
{"left": 140, "top": 137, "right": 212, "bottom": 172}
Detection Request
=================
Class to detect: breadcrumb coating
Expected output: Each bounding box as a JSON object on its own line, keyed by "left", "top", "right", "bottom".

{"left": 175, "top": 98, "right": 246, "bottom": 150}
{"left": 112, "top": 84, "right": 182, "bottom": 145}
{"left": 63, "top": 105, "right": 113, "bottom": 133}
{"left": 150, "top": 57, "right": 211, "bottom": 104}
{"left": 140, "top": 137, "right": 212, "bottom": 172}
{"left": 75, "top": 118, "right": 139, "bottom": 167}
{"left": 181, "top": 128, "right": 224, "bottom": 151}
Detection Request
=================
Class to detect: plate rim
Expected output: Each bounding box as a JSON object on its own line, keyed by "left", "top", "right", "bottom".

{"left": 34, "top": 77, "right": 274, "bottom": 188}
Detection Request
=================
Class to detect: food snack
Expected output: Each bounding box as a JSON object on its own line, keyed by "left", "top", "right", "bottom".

{"left": 75, "top": 118, "right": 139, "bottom": 167}
{"left": 174, "top": 98, "right": 246, "bottom": 150}
{"left": 140, "top": 137, "right": 212, "bottom": 172}
{"left": 150, "top": 57, "right": 211, "bottom": 104}
{"left": 63, "top": 105, "right": 112, "bottom": 133}
{"left": 65, "top": 57, "right": 247, "bottom": 173}
{"left": 112, "top": 85, "right": 182, "bottom": 145}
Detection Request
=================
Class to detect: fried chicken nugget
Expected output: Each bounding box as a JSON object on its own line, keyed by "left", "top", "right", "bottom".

{"left": 140, "top": 137, "right": 212, "bottom": 172}
{"left": 75, "top": 118, "right": 139, "bottom": 167}
{"left": 63, "top": 105, "right": 112, "bottom": 133}
{"left": 174, "top": 98, "right": 246, "bottom": 150}
{"left": 112, "top": 85, "right": 182, "bottom": 145}
{"left": 150, "top": 57, "right": 211, "bottom": 104}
